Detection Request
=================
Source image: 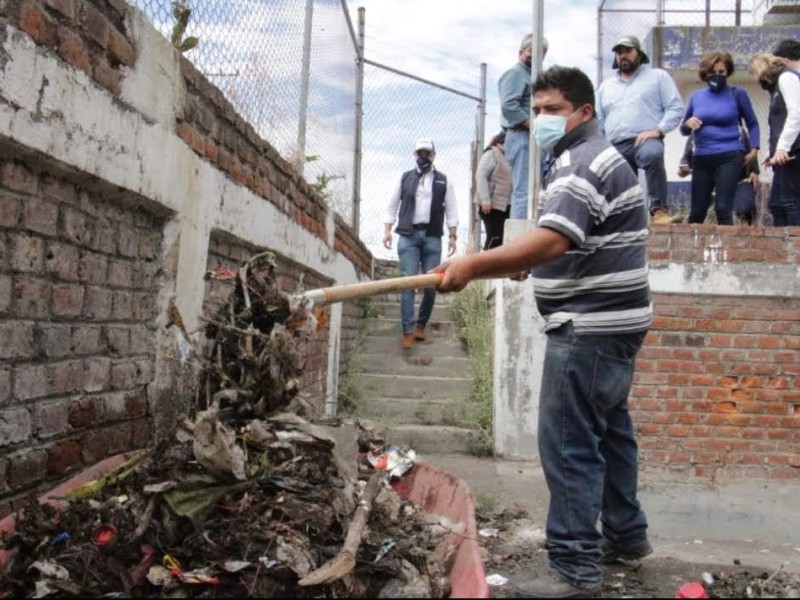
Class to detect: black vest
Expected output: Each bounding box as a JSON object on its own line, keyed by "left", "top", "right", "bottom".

{"left": 394, "top": 169, "right": 448, "bottom": 237}
{"left": 768, "top": 68, "right": 800, "bottom": 156}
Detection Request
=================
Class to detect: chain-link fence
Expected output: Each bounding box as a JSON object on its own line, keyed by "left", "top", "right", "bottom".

{"left": 359, "top": 63, "right": 485, "bottom": 260}
{"left": 597, "top": 0, "right": 764, "bottom": 85}
{"left": 130, "top": 1, "right": 486, "bottom": 257}
{"left": 132, "top": 0, "right": 356, "bottom": 225}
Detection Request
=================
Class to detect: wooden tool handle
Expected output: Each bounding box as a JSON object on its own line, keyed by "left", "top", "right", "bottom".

{"left": 303, "top": 272, "right": 444, "bottom": 306}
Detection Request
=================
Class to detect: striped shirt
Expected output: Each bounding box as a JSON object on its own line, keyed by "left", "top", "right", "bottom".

{"left": 533, "top": 119, "right": 652, "bottom": 335}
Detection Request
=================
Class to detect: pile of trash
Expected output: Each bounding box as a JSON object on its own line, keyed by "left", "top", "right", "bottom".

{"left": 0, "top": 252, "right": 460, "bottom": 598}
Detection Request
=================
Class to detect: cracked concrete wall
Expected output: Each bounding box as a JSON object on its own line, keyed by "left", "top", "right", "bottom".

{"left": 0, "top": 1, "right": 372, "bottom": 513}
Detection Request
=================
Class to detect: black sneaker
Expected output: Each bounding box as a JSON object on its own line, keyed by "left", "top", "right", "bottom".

{"left": 600, "top": 539, "right": 654, "bottom": 564}
{"left": 512, "top": 571, "right": 601, "bottom": 598}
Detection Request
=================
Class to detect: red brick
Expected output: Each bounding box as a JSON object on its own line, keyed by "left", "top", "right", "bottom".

{"left": 0, "top": 322, "right": 35, "bottom": 360}
{"left": 79, "top": 252, "right": 109, "bottom": 285}
{"left": 68, "top": 396, "right": 99, "bottom": 428}
{"left": 50, "top": 359, "right": 83, "bottom": 395}
{"left": 0, "top": 196, "right": 21, "bottom": 227}
{"left": 82, "top": 2, "right": 109, "bottom": 47}
{"left": 13, "top": 364, "right": 49, "bottom": 401}
{"left": 0, "top": 407, "right": 32, "bottom": 446}
{"left": 42, "top": 323, "right": 72, "bottom": 357}
{"left": 116, "top": 228, "right": 138, "bottom": 258}
{"left": 44, "top": 241, "right": 79, "bottom": 281}
{"left": 47, "top": 439, "right": 81, "bottom": 476}
{"left": 35, "top": 400, "right": 71, "bottom": 438}
{"left": 105, "top": 325, "right": 130, "bottom": 355}
{"left": 71, "top": 325, "right": 102, "bottom": 355}
{"left": 45, "top": 0, "right": 76, "bottom": 19}
{"left": 125, "top": 389, "right": 147, "bottom": 418}
{"left": 57, "top": 26, "right": 90, "bottom": 74}
{"left": 20, "top": 1, "right": 57, "bottom": 47}
{"left": 107, "top": 259, "right": 133, "bottom": 287}
{"left": 107, "top": 27, "right": 135, "bottom": 67}
{"left": 80, "top": 429, "right": 110, "bottom": 463}
{"left": 10, "top": 233, "right": 45, "bottom": 273}
{"left": 92, "top": 55, "right": 121, "bottom": 96}
{"left": 0, "top": 367, "right": 10, "bottom": 405}
{"left": 84, "top": 357, "right": 111, "bottom": 393}
{"left": 131, "top": 418, "right": 151, "bottom": 448}
{"left": 82, "top": 286, "right": 112, "bottom": 319}
{"left": 8, "top": 449, "right": 47, "bottom": 488}
{"left": 51, "top": 283, "right": 84, "bottom": 317}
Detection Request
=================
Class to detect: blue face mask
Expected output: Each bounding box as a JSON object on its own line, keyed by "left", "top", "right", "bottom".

{"left": 533, "top": 112, "right": 573, "bottom": 152}
{"left": 416, "top": 156, "right": 432, "bottom": 171}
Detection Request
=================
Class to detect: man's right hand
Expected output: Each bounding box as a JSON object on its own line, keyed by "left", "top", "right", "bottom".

{"left": 432, "top": 257, "right": 476, "bottom": 293}
{"left": 383, "top": 230, "right": 392, "bottom": 250}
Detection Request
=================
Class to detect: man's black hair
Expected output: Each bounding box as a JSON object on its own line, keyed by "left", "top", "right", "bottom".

{"left": 774, "top": 38, "right": 800, "bottom": 61}
{"left": 532, "top": 66, "right": 595, "bottom": 112}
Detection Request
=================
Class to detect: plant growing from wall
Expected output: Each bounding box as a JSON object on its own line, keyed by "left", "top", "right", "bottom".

{"left": 448, "top": 280, "right": 494, "bottom": 456}
{"left": 171, "top": 1, "right": 199, "bottom": 53}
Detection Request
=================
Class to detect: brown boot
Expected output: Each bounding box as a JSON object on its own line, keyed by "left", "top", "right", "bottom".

{"left": 413, "top": 325, "right": 426, "bottom": 341}
{"left": 401, "top": 332, "right": 414, "bottom": 349}
{"left": 650, "top": 208, "right": 673, "bottom": 225}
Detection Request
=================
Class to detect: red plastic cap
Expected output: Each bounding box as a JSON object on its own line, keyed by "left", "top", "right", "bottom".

{"left": 676, "top": 582, "right": 709, "bottom": 598}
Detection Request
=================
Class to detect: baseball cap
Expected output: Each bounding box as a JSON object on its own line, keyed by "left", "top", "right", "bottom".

{"left": 414, "top": 138, "right": 435, "bottom": 152}
{"left": 611, "top": 35, "right": 650, "bottom": 63}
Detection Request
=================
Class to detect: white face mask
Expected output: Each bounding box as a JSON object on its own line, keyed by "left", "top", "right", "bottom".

{"left": 533, "top": 107, "right": 582, "bottom": 152}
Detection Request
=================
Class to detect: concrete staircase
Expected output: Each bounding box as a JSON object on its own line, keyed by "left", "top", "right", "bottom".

{"left": 353, "top": 291, "right": 475, "bottom": 454}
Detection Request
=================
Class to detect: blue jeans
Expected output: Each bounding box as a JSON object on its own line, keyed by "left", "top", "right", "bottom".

{"left": 768, "top": 159, "right": 800, "bottom": 227}
{"left": 613, "top": 138, "right": 667, "bottom": 213}
{"left": 688, "top": 150, "right": 742, "bottom": 225}
{"left": 397, "top": 231, "right": 442, "bottom": 333}
{"left": 538, "top": 322, "right": 648, "bottom": 587}
{"left": 505, "top": 129, "right": 529, "bottom": 219}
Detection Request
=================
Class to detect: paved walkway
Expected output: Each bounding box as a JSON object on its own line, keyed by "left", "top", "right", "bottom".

{"left": 423, "top": 452, "right": 800, "bottom": 573}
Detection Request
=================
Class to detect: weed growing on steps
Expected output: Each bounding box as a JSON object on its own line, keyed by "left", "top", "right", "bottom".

{"left": 337, "top": 298, "right": 379, "bottom": 415}
{"left": 448, "top": 281, "right": 494, "bottom": 456}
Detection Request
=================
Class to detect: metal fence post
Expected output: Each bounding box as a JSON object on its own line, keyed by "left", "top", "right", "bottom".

{"left": 474, "top": 62, "right": 487, "bottom": 252}
{"left": 597, "top": 1, "right": 605, "bottom": 85}
{"left": 296, "top": 0, "right": 314, "bottom": 176}
{"left": 353, "top": 7, "right": 365, "bottom": 236}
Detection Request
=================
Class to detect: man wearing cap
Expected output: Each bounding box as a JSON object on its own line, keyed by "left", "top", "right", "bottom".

{"left": 774, "top": 38, "right": 800, "bottom": 73}
{"left": 383, "top": 138, "right": 458, "bottom": 348}
{"left": 596, "top": 35, "right": 684, "bottom": 225}
{"left": 499, "top": 33, "right": 549, "bottom": 219}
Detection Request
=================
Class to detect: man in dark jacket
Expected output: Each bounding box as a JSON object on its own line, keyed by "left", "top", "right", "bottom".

{"left": 383, "top": 139, "right": 458, "bottom": 348}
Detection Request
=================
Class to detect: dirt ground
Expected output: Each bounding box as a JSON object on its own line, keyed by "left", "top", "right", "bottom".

{"left": 477, "top": 507, "right": 800, "bottom": 598}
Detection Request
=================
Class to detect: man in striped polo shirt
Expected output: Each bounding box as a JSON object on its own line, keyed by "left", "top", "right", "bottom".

{"left": 435, "top": 66, "right": 652, "bottom": 598}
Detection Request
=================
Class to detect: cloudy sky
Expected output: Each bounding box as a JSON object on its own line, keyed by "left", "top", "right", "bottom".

{"left": 344, "top": 0, "right": 608, "bottom": 258}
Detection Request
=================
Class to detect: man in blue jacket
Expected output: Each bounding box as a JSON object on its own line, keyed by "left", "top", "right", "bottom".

{"left": 499, "top": 33, "right": 548, "bottom": 219}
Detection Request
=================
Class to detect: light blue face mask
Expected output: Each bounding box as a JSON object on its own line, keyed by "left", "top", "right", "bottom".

{"left": 533, "top": 108, "right": 581, "bottom": 152}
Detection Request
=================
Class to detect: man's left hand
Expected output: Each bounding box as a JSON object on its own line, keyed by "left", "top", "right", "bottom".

{"left": 635, "top": 129, "right": 662, "bottom": 147}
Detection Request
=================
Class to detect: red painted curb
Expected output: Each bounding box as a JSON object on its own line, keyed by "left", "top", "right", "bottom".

{"left": 392, "top": 460, "right": 490, "bottom": 599}
{"left": 2, "top": 455, "right": 489, "bottom": 598}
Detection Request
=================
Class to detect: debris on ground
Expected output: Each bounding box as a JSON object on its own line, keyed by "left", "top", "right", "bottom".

{"left": 475, "top": 505, "right": 800, "bottom": 599}
{"left": 0, "top": 252, "right": 457, "bottom": 598}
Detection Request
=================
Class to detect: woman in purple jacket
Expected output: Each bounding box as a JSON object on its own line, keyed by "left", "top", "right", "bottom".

{"left": 681, "top": 51, "right": 761, "bottom": 225}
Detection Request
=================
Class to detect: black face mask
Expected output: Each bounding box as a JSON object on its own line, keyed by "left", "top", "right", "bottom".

{"left": 416, "top": 157, "right": 432, "bottom": 171}
{"left": 706, "top": 73, "right": 727, "bottom": 92}
{"left": 524, "top": 58, "right": 532, "bottom": 68}
{"left": 760, "top": 79, "right": 776, "bottom": 92}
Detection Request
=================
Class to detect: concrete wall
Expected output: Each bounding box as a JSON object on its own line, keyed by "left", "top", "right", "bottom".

{"left": 0, "top": 0, "right": 372, "bottom": 516}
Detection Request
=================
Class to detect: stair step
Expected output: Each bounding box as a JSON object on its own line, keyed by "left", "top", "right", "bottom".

{"left": 381, "top": 424, "right": 475, "bottom": 454}
{"left": 359, "top": 397, "right": 469, "bottom": 426}
{"left": 361, "top": 335, "right": 467, "bottom": 358}
{"left": 361, "top": 373, "right": 471, "bottom": 400}
{"left": 369, "top": 317, "right": 455, "bottom": 337}
{"left": 358, "top": 353, "right": 470, "bottom": 377}
{"left": 372, "top": 301, "right": 452, "bottom": 322}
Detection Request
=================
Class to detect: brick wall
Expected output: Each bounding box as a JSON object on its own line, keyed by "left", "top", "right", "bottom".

{"left": 0, "top": 155, "right": 165, "bottom": 517}
{"left": 640, "top": 226, "right": 800, "bottom": 481}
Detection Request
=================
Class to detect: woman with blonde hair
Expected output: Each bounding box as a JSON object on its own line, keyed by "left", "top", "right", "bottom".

{"left": 750, "top": 52, "right": 800, "bottom": 226}
{"left": 679, "top": 50, "right": 760, "bottom": 225}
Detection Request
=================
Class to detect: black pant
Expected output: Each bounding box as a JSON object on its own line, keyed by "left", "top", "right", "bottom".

{"left": 479, "top": 207, "right": 509, "bottom": 250}
{"left": 689, "top": 150, "right": 742, "bottom": 225}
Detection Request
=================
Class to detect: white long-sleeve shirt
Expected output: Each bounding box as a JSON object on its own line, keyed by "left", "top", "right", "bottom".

{"left": 776, "top": 70, "right": 800, "bottom": 153}
{"left": 384, "top": 167, "right": 459, "bottom": 229}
